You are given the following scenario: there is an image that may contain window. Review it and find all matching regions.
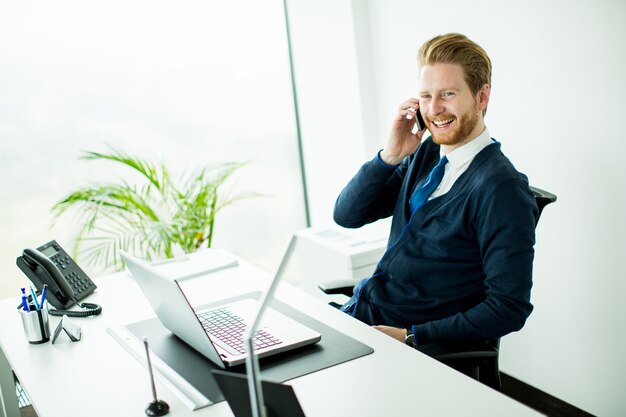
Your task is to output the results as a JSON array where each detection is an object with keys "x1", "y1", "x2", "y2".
[{"x1": 0, "y1": 0, "x2": 306, "y2": 293}]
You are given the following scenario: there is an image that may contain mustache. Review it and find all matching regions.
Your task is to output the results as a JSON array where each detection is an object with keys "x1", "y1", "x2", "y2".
[{"x1": 425, "y1": 114, "x2": 456, "y2": 122}]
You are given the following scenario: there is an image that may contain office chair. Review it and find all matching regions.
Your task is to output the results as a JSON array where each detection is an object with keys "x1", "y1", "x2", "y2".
[{"x1": 319, "y1": 186, "x2": 557, "y2": 390}]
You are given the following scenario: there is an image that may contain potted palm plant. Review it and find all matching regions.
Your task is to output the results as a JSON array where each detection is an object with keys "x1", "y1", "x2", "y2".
[{"x1": 51, "y1": 148, "x2": 253, "y2": 271}]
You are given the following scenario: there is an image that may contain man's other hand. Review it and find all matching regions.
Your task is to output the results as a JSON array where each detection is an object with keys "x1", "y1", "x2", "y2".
[{"x1": 373, "y1": 325, "x2": 407, "y2": 343}]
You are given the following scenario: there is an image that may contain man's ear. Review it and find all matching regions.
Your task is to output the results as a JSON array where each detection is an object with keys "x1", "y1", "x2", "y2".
[{"x1": 478, "y1": 84, "x2": 490, "y2": 112}]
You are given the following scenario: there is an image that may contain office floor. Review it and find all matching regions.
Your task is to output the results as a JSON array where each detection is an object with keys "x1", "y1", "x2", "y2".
[
  {"x1": 500, "y1": 373, "x2": 595, "y2": 417},
  {"x1": 15, "y1": 379, "x2": 37, "y2": 417},
  {"x1": 19, "y1": 407, "x2": 36, "y2": 417}
]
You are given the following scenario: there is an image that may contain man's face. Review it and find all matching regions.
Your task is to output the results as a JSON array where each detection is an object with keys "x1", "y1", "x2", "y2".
[{"x1": 418, "y1": 63, "x2": 488, "y2": 150}]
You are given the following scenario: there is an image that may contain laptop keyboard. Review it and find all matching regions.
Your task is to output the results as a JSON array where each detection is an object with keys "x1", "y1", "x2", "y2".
[{"x1": 198, "y1": 307, "x2": 283, "y2": 354}]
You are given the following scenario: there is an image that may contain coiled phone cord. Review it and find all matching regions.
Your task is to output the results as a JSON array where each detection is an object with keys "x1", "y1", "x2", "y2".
[{"x1": 49, "y1": 302, "x2": 102, "y2": 318}]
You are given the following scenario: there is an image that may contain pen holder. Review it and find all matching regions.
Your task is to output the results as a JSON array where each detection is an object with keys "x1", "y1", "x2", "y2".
[{"x1": 19, "y1": 307, "x2": 50, "y2": 344}]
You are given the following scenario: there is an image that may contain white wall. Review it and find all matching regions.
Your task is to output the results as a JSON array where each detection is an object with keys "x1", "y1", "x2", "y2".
[{"x1": 293, "y1": 0, "x2": 625, "y2": 415}]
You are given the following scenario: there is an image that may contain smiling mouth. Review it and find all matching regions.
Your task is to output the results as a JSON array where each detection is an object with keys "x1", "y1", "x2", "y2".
[{"x1": 432, "y1": 118, "x2": 454, "y2": 128}]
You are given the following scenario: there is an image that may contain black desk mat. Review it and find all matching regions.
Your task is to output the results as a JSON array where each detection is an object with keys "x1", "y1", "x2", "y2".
[{"x1": 125, "y1": 292, "x2": 373, "y2": 404}]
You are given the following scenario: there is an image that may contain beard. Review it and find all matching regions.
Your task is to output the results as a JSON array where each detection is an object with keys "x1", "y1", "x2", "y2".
[{"x1": 428, "y1": 106, "x2": 481, "y2": 147}]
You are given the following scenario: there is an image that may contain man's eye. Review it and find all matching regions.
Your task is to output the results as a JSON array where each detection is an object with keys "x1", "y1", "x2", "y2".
[{"x1": 442, "y1": 92, "x2": 455, "y2": 99}]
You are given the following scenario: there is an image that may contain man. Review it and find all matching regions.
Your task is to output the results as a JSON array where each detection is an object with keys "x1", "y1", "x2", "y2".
[{"x1": 334, "y1": 33, "x2": 538, "y2": 347}]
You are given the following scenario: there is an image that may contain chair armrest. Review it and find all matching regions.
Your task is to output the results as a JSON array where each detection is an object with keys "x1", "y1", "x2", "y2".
[{"x1": 317, "y1": 279, "x2": 356, "y2": 296}]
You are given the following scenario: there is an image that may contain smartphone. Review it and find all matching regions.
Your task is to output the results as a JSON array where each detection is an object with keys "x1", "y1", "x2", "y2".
[{"x1": 415, "y1": 110, "x2": 426, "y2": 131}]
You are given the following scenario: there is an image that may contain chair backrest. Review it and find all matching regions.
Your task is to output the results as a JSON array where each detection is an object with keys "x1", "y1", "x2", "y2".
[{"x1": 530, "y1": 186, "x2": 557, "y2": 222}]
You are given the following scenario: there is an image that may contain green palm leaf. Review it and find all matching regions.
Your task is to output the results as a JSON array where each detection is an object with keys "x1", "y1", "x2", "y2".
[{"x1": 51, "y1": 149, "x2": 254, "y2": 272}]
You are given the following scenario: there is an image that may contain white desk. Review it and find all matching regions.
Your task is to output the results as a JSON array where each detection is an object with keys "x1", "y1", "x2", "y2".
[{"x1": 0, "y1": 258, "x2": 541, "y2": 417}]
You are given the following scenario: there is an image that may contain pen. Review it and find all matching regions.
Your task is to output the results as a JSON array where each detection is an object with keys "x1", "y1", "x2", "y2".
[
  {"x1": 29, "y1": 287, "x2": 40, "y2": 311},
  {"x1": 40, "y1": 284, "x2": 48, "y2": 310},
  {"x1": 20, "y1": 288, "x2": 30, "y2": 312}
]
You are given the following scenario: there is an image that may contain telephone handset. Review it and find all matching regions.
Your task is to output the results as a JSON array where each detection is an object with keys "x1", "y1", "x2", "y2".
[{"x1": 16, "y1": 240, "x2": 101, "y2": 317}]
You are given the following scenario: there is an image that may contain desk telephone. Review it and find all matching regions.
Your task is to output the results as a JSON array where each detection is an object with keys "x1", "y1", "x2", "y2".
[{"x1": 16, "y1": 240, "x2": 102, "y2": 317}]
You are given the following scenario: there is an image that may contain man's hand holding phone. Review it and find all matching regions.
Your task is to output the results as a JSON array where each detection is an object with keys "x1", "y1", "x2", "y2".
[{"x1": 380, "y1": 98, "x2": 427, "y2": 166}]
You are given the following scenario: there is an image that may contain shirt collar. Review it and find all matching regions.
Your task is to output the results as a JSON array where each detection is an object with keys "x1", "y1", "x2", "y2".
[{"x1": 440, "y1": 127, "x2": 493, "y2": 167}]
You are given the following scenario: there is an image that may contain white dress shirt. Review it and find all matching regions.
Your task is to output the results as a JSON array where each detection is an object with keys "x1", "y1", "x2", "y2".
[{"x1": 429, "y1": 128, "x2": 494, "y2": 200}]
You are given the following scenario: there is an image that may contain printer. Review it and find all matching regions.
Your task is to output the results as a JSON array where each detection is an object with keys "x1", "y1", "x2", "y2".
[{"x1": 293, "y1": 223, "x2": 389, "y2": 297}]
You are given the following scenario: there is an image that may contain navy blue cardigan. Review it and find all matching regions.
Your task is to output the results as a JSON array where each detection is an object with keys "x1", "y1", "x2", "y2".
[{"x1": 334, "y1": 138, "x2": 538, "y2": 344}]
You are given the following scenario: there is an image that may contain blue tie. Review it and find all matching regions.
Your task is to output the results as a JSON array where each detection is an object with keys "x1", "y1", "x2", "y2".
[{"x1": 409, "y1": 156, "x2": 448, "y2": 214}]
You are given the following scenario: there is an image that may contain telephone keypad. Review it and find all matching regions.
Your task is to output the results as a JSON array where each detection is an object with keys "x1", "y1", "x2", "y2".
[{"x1": 39, "y1": 241, "x2": 97, "y2": 299}]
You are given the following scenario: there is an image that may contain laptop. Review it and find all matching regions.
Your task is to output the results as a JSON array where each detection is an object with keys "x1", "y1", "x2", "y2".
[{"x1": 121, "y1": 248, "x2": 321, "y2": 368}]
